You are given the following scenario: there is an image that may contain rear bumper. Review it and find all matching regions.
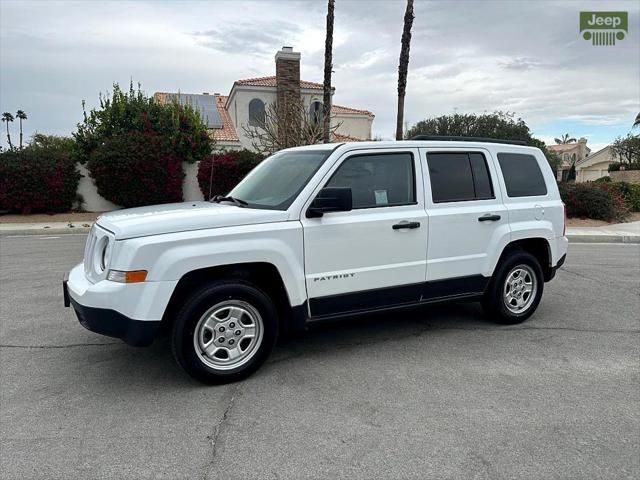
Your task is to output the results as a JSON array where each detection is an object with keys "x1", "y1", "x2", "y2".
[{"x1": 546, "y1": 253, "x2": 567, "y2": 282}]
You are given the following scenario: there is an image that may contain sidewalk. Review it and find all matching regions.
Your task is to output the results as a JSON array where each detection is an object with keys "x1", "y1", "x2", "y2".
[
  {"x1": 566, "y1": 221, "x2": 640, "y2": 244},
  {"x1": 0, "y1": 221, "x2": 93, "y2": 235}
]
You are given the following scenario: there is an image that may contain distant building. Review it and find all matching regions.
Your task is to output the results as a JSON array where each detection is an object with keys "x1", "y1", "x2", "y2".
[
  {"x1": 547, "y1": 138, "x2": 591, "y2": 181},
  {"x1": 575, "y1": 145, "x2": 616, "y2": 182},
  {"x1": 547, "y1": 138, "x2": 619, "y2": 182},
  {"x1": 155, "y1": 47, "x2": 374, "y2": 152}
]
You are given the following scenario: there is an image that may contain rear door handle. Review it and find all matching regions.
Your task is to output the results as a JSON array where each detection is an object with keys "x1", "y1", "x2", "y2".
[
  {"x1": 478, "y1": 214, "x2": 501, "y2": 222},
  {"x1": 392, "y1": 221, "x2": 421, "y2": 230}
]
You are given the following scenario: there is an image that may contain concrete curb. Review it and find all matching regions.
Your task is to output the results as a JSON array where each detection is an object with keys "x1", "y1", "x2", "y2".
[
  {"x1": 0, "y1": 227, "x2": 91, "y2": 236},
  {"x1": 567, "y1": 234, "x2": 640, "y2": 244}
]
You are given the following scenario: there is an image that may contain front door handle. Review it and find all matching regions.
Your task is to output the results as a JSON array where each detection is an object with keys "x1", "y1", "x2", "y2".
[
  {"x1": 478, "y1": 214, "x2": 501, "y2": 222},
  {"x1": 392, "y1": 221, "x2": 421, "y2": 230}
]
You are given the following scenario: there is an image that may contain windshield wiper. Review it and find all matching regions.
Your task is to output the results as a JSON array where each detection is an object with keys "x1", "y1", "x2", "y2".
[{"x1": 211, "y1": 195, "x2": 248, "y2": 207}]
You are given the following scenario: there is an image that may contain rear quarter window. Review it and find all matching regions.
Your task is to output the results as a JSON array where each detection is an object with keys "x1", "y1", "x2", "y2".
[{"x1": 497, "y1": 153, "x2": 547, "y2": 197}]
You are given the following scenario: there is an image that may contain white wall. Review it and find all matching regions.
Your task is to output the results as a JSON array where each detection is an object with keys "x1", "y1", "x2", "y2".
[
  {"x1": 79, "y1": 162, "x2": 206, "y2": 212},
  {"x1": 77, "y1": 164, "x2": 119, "y2": 212},
  {"x1": 333, "y1": 114, "x2": 373, "y2": 140}
]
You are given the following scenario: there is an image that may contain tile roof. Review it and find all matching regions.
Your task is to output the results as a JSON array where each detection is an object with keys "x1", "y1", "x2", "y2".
[
  {"x1": 333, "y1": 132, "x2": 367, "y2": 142},
  {"x1": 211, "y1": 95, "x2": 239, "y2": 142},
  {"x1": 234, "y1": 76, "x2": 325, "y2": 90},
  {"x1": 547, "y1": 143, "x2": 580, "y2": 152},
  {"x1": 154, "y1": 92, "x2": 240, "y2": 143},
  {"x1": 332, "y1": 104, "x2": 374, "y2": 117}
]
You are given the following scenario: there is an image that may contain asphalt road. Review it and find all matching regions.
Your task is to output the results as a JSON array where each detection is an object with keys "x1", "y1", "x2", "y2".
[{"x1": 1, "y1": 235, "x2": 639, "y2": 480}]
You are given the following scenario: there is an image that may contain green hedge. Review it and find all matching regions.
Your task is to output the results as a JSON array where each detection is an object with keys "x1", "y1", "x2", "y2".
[
  {"x1": 0, "y1": 138, "x2": 81, "y2": 214},
  {"x1": 607, "y1": 181, "x2": 640, "y2": 211},
  {"x1": 559, "y1": 182, "x2": 629, "y2": 222}
]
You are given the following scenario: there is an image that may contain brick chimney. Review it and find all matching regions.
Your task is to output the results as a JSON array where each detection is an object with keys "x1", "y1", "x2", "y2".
[{"x1": 275, "y1": 46, "x2": 301, "y2": 108}]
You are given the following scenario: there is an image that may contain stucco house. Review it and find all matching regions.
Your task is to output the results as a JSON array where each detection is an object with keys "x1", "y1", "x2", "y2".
[
  {"x1": 575, "y1": 145, "x2": 616, "y2": 182},
  {"x1": 547, "y1": 139, "x2": 619, "y2": 182},
  {"x1": 547, "y1": 138, "x2": 591, "y2": 181},
  {"x1": 155, "y1": 47, "x2": 374, "y2": 152}
]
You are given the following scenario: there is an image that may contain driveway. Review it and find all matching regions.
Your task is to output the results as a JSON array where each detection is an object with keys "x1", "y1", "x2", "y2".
[{"x1": 1, "y1": 235, "x2": 638, "y2": 479}]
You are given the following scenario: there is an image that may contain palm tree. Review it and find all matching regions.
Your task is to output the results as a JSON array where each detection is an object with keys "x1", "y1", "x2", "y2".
[
  {"x1": 395, "y1": 0, "x2": 414, "y2": 140},
  {"x1": 16, "y1": 110, "x2": 27, "y2": 149},
  {"x1": 2, "y1": 112, "x2": 14, "y2": 150},
  {"x1": 322, "y1": 0, "x2": 335, "y2": 143},
  {"x1": 633, "y1": 112, "x2": 640, "y2": 129},
  {"x1": 554, "y1": 133, "x2": 577, "y2": 144}
]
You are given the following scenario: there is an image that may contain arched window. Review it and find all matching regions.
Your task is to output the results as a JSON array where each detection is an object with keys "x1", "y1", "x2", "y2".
[
  {"x1": 248, "y1": 98, "x2": 265, "y2": 127},
  {"x1": 309, "y1": 101, "x2": 323, "y2": 125}
]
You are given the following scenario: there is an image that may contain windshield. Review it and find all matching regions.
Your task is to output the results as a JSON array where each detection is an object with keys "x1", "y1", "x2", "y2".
[{"x1": 229, "y1": 149, "x2": 333, "y2": 210}]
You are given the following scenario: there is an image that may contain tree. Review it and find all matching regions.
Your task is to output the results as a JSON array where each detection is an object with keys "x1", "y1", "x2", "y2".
[
  {"x1": 322, "y1": 0, "x2": 335, "y2": 143},
  {"x1": 74, "y1": 81, "x2": 212, "y2": 206},
  {"x1": 15, "y1": 110, "x2": 27, "y2": 149},
  {"x1": 405, "y1": 111, "x2": 561, "y2": 171},
  {"x1": 610, "y1": 134, "x2": 640, "y2": 164},
  {"x1": 396, "y1": 0, "x2": 414, "y2": 140},
  {"x1": 242, "y1": 100, "x2": 341, "y2": 156},
  {"x1": 554, "y1": 133, "x2": 576, "y2": 144},
  {"x1": 2, "y1": 112, "x2": 14, "y2": 150}
]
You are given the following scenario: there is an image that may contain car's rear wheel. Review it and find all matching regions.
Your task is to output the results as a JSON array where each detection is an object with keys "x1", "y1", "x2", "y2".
[
  {"x1": 482, "y1": 250, "x2": 544, "y2": 324},
  {"x1": 172, "y1": 280, "x2": 278, "y2": 384}
]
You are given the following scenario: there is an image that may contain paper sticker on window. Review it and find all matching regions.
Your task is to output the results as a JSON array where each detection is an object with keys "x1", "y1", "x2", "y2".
[{"x1": 374, "y1": 190, "x2": 388, "y2": 205}]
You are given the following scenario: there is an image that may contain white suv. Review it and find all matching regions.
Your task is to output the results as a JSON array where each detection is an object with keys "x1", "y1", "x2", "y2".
[{"x1": 64, "y1": 138, "x2": 568, "y2": 384}]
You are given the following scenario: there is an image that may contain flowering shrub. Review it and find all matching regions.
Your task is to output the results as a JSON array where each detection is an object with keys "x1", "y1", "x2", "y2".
[
  {"x1": 88, "y1": 132, "x2": 183, "y2": 207},
  {"x1": 0, "y1": 136, "x2": 80, "y2": 214},
  {"x1": 75, "y1": 82, "x2": 212, "y2": 206},
  {"x1": 606, "y1": 181, "x2": 640, "y2": 211},
  {"x1": 559, "y1": 182, "x2": 628, "y2": 222},
  {"x1": 197, "y1": 149, "x2": 264, "y2": 200}
]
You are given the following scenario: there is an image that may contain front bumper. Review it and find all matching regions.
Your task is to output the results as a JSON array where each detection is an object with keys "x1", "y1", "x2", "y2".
[
  {"x1": 63, "y1": 263, "x2": 175, "y2": 346},
  {"x1": 65, "y1": 285, "x2": 159, "y2": 346}
]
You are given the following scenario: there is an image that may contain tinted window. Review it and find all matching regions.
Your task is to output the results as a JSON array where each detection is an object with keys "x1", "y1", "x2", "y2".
[
  {"x1": 326, "y1": 153, "x2": 415, "y2": 209},
  {"x1": 497, "y1": 153, "x2": 547, "y2": 197},
  {"x1": 469, "y1": 153, "x2": 493, "y2": 199},
  {"x1": 426, "y1": 152, "x2": 494, "y2": 203}
]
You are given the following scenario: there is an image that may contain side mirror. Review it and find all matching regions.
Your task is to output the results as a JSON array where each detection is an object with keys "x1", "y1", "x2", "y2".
[{"x1": 306, "y1": 187, "x2": 352, "y2": 218}]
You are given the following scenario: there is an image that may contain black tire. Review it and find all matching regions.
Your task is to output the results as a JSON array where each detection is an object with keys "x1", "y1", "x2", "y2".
[
  {"x1": 171, "y1": 280, "x2": 279, "y2": 384},
  {"x1": 482, "y1": 249, "x2": 544, "y2": 325}
]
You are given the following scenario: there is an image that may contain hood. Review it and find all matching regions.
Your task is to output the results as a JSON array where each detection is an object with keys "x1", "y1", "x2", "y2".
[{"x1": 96, "y1": 202, "x2": 289, "y2": 240}]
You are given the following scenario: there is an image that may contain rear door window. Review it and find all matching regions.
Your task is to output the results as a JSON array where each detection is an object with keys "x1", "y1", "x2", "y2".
[
  {"x1": 426, "y1": 152, "x2": 494, "y2": 203},
  {"x1": 497, "y1": 153, "x2": 547, "y2": 197}
]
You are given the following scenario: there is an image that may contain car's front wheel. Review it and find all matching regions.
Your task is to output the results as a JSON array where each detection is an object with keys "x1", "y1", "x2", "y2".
[
  {"x1": 171, "y1": 280, "x2": 278, "y2": 384},
  {"x1": 482, "y1": 250, "x2": 544, "y2": 324}
]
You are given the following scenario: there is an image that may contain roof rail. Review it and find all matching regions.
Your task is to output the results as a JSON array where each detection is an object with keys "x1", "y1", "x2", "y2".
[{"x1": 410, "y1": 135, "x2": 528, "y2": 146}]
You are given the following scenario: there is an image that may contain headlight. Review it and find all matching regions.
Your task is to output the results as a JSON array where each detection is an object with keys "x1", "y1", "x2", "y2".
[{"x1": 94, "y1": 237, "x2": 110, "y2": 273}]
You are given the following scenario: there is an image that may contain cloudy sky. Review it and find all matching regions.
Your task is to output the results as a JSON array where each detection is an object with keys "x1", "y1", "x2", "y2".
[{"x1": 1, "y1": 0, "x2": 638, "y2": 151}]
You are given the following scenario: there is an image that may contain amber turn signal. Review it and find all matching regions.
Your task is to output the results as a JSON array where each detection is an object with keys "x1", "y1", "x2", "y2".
[{"x1": 107, "y1": 270, "x2": 148, "y2": 283}]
